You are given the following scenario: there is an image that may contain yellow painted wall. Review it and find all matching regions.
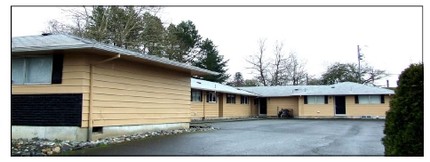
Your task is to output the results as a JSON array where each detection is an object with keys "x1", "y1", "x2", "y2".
[
  {"x1": 13, "y1": 52, "x2": 193, "y2": 127},
  {"x1": 298, "y1": 96, "x2": 335, "y2": 117},
  {"x1": 190, "y1": 92, "x2": 256, "y2": 118},
  {"x1": 221, "y1": 94, "x2": 253, "y2": 118},
  {"x1": 190, "y1": 90, "x2": 203, "y2": 119},
  {"x1": 12, "y1": 53, "x2": 91, "y2": 127},
  {"x1": 266, "y1": 97, "x2": 299, "y2": 117},
  {"x1": 250, "y1": 97, "x2": 258, "y2": 116},
  {"x1": 218, "y1": 93, "x2": 224, "y2": 117},
  {"x1": 190, "y1": 91, "x2": 219, "y2": 119},
  {"x1": 346, "y1": 95, "x2": 391, "y2": 116},
  {"x1": 89, "y1": 55, "x2": 191, "y2": 127}
]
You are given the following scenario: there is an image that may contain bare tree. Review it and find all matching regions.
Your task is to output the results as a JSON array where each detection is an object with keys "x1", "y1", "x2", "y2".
[
  {"x1": 286, "y1": 52, "x2": 308, "y2": 85},
  {"x1": 247, "y1": 39, "x2": 309, "y2": 86},
  {"x1": 360, "y1": 64, "x2": 388, "y2": 85},
  {"x1": 246, "y1": 39, "x2": 270, "y2": 86},
  {"x1": 44, "y1": 19, "x2": 69, "y2": 34},
  {"x1": 269, "y1": 41, "x2": 288, "y2": 86}
]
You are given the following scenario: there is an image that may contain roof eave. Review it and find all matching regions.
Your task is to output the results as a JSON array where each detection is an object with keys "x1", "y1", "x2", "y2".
[
  {"x1": 12, "y1": 43, "x2": 218, "y2": 76},
  {"x1": 11, "y1": 44, "x2": 94, "y2": 53},
  {"x1": 191, "y1": 87, "x2": 257, "y2": 96}
]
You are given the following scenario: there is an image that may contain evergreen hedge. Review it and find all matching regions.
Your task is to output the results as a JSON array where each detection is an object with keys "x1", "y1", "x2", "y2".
[{"x1": 382, "y1": 63, "x2": 423, "y2": 156}]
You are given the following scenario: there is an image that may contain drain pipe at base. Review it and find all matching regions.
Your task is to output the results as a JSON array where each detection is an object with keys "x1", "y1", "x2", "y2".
[{"x1": 88, "y1": 54, "x2": 121, "y2": 141}]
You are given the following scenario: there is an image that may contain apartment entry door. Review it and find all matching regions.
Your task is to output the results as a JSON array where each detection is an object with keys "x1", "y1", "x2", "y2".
[
  {"x1": 259, "y1": 98, "x2": 267, "y2": 116},
  {"x1": 335, "y1": 96, "x2": 346, "y2": 115}
]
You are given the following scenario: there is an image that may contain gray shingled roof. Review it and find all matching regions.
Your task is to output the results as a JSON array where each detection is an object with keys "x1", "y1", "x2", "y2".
[
  {"x1": 239, "y1": 82, "x2": 394, "y2": 97},
  {"x1": 191, "y1": 78, "x2": 258, "y2": 96},
  {"x1": 12, "y1": 34, "x2": 218, "y2": 76}
]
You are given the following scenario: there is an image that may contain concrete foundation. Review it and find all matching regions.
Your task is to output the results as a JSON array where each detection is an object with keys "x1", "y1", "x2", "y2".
[
  {"x1": 12, "y1": 126, "x2": 88, "y2": 141},
  {"x1": 12, "y1": 122, "x2": 190, "y2": 141}
]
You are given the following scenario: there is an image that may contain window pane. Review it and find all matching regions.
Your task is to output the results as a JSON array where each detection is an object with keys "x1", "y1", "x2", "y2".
[
  {"x1": 308, "y1": 96, "x2": 324, "y2": 104},
  {"x1": 240, "y1": 96, "x2": 248, "y2": 104},
  {"x1": 212, "y1": 93, "x2": 217, "y2": 102},
  {"x1": 227, "y1": 94, "x2": 236, "y2": 104},
  {"x1": 370, "y1": 96, "x2": 381, "y2": 104},
  {"x1": 316, "y1": 96, "x2": 325, "y2": 103},
  {"x1": 26, "y1": 57, "x2": 52, "y2": 84},
  {"x1": 358, "y1": 96, "x2": 369, "y2": 104},
  {"x1": 207, "y1": 92, "x2": 216, "y2": 102},
  {"x1": 191, "y1": 91, "x2": 201, "y2": 102},
  {"x1": 12, "y1": 58, "x2": 25, "y2": 84},
  {"x1": 307, "y1": 96, "x2": 315, "y2": 104}
]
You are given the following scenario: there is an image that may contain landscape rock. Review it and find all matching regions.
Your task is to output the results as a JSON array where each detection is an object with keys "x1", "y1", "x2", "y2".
[
  {"x1": 53, "y1": 147, "x2": 61, "y2": 153},
  {"x1": 11, "y1": 125, "x2": 218, "y2": 156}
]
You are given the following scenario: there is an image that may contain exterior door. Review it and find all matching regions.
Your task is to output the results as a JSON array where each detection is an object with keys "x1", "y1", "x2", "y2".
[
  {"x1": 259, "y1": 98, "x2": 267, "y2": 115},
  {"x1": 335, "y1": 96, "x2": 346, "y2": 115}
]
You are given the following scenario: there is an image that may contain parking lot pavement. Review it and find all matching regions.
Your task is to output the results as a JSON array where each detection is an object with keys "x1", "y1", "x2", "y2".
[{"x1": 67, "y1": 119, "x2": 385, "y2": 156}]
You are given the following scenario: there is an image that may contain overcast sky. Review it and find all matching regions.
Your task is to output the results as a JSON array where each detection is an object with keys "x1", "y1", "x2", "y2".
[{"x1": 11, "y1": 6, "x2": 422, "y2": 87}]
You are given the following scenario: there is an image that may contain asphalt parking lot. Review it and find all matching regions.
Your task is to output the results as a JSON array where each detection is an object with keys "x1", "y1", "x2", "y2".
[{"x1": 67, "y1": 119, "x2": 386, "y2": 156}]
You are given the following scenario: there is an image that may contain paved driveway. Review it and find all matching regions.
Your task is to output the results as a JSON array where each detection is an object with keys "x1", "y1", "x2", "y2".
[{"x1": 67, "y1": 119, "x2": 385, "y2": 156}]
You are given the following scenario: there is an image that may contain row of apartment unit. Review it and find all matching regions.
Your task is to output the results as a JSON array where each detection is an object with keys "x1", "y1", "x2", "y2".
[
  {"x1": 11, "y1": 34, "x2": 394, "y2": 141},
  {"x1": 190, "y1": 78, "x2": 393, "y2": 120}
]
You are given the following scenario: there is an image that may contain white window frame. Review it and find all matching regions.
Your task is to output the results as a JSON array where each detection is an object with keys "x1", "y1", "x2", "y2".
[
  {"x1": 358, "y1": 95, "x2": 381, "y2": 104},
  {"x1": 240, "y1": 96, "x2": 249, "y2": 104},
  {"x1": 12, "y1": 55, "x2": 53, "y2": 85},
  {"x1": 206, "y1": 92, "x2": 217, "y2": 103},
  {"x1": 227, "y1": 94, "x2": 236, "y2": 104},
  {"x1": 191, "y1": 90, "x2": 202, "y2": 102},
  {"x1": 307, "y1": 96, "x2": 325, "y2": 104}
]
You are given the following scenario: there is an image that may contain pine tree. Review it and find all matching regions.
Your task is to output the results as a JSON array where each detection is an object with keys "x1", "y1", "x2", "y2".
[
  {"x1": 140, "y1": 12, "x2": 165, "y2": 57},
  {"x1": 227, "y1": 72, "x2": 245, "y2": 86},
  {"x1": 193, "y1": 38, "x2": 230, "y2": 83},
  {"x1": 382, "y1": 63, "x2": 423, "y2": 156},
  {"x1": 163, "y1": 21, "x2": 201, "y2": 63}
]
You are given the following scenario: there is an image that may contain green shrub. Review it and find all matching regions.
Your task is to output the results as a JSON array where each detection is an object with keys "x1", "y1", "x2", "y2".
[{"x1": 382, "y1": 63, "x2": 423, "y2": 156}]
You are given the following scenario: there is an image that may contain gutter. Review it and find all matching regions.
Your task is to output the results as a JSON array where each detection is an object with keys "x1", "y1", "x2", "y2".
[{"x1": 88, "y1": 54, "x2": 121, "y2": 141}]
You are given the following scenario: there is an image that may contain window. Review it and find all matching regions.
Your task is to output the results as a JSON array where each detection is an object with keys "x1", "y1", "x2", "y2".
[
  {"x1": 12, "y1": 56, "x2": 53, "y2": 84},
  {"x1": 357, "y1": 95, "x2": 382, "y2": 104},
  {"x1": 254, "y1": 98, "x2": 259, "y2": 105},
  {"x1": 227, "y1": 94, "x2": 236, "y2": 104},
  {"x1": 240, "y1": 96, "x2": 249, "y2": 104},
  {"x1": 305, "y1": 96, "x2": 327, "y2": 104},
  {"x1": 206, "y1": 92, "x2": 217, "y2": 103},
  {"x1": 191, "y1": 90, "x2": 202, "y2": 102}
]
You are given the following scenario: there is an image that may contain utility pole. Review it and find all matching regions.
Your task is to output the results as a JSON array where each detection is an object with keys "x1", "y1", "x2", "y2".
[{"x1": 357, "y1": 45, "x2": 364, "y2": 83}]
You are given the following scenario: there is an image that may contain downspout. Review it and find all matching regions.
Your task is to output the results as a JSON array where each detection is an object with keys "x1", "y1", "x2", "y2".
[{"x1": 88, "y1": 54, "x2": 121, "y2": 141}]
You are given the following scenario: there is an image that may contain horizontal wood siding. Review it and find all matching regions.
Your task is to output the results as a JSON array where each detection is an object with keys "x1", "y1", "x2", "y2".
[
  {"x1": 190, "y1": 91, "x2": 219, "y2": 119},
  {"x1": 299, "y1": 96, "x2": 334, "y2": 116},
  {"x1": 91, "y1": 56, "x2": 191, "y2": 127},
  {"x1": 222, "y1": 94, "x2": 252, "y2": 118},
  {"x1": 250, "y1": 97, "x2": 258, "y2": 116},
  {"x1": 12, "y1": 53, "x2": 90, "y2": 127},
  {"x1": 346, "y1": 95, "x2": 391, "y2": 116},
  {"x1": 190, "y1": 101, "x2": 203, "y2": 118},
  {"x1": 267, "y1": 97, "x2": 299, "y2": 117}
]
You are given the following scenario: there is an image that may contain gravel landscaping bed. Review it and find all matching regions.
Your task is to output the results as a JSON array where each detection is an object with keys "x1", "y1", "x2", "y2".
[{"x1": 11, "y1": 124, "x2": 217, "y2": 156}]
